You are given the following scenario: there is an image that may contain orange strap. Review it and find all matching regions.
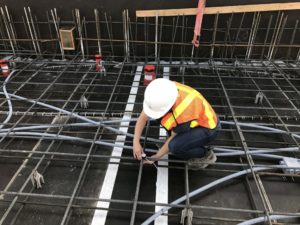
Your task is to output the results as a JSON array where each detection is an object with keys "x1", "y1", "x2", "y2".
[{"x1": 192, "y1": 0, "x2": 205, "y2": 48}]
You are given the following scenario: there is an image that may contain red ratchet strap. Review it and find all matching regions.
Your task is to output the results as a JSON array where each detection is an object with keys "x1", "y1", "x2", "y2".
[{"x1": 192, "y1": 0, "x2": 205, "y2": 48}]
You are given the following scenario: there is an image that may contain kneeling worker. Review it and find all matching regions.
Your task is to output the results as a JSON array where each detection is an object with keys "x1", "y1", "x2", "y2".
[{"x1": 133, "y1": 78, "x2": 220, "y2": 169}]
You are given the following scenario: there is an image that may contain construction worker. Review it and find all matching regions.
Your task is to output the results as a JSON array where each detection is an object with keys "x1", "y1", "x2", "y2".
[{"x1": 133, "y1": 78, "x2": 220, "y2": 169}]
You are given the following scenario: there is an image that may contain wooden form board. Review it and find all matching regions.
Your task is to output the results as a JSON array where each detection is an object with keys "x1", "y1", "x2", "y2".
[{"x1": 136, "y1": 2, "x2": 300, "y2": 17}]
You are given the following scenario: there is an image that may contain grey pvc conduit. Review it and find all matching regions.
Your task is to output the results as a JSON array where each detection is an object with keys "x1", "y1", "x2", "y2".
[
  {"x1": 0, "y1": 120, "x2": 139, "y2": 133},
  {"x1": 217, "y1": 151, "x2": 284, "y2": 160},
  {"x1": 0, "y1": 118, "x2": 143, "y2": 135},
  {"x1": 0, "y1": 92, "x2": 163, "y2": 143},
  {"x1": 0, "y1": 70, "x2": 16, "y2": 130},
  {"x1": 237, "y1": 215, "x2": 299, "y2": 225},
  {"x1": 0, "y1": 91, "x2": 299, "y2": 162},
  {"x1": 0, "y1": 121, "x2": 298, "y2": 159},
  {"x1": 1, "y1": 92, "x2": 300, "y2": 142},
  {"x1": 0, "y1": 91, "x2": 298, "y2": 159},
  {"x1": 215, "y1": 147, "x2": 300, "y2": 159},
  {"x1": 0, "y1": 131, "x2": 158, "y2": 153},
  {"x1": 141, "y1": 167, "x2": 272, "y2": 225},
  {"x1": 221, "y1": 121, "x2": 300, "y2": 140},
  {"x1": 1, "y1": 130, "x2": 294, "y2": 160}
]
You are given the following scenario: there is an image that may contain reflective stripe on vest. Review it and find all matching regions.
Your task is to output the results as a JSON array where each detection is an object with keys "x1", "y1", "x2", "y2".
[{"x1": 161, "y1": 82, "x2": 217, "y2": 130}]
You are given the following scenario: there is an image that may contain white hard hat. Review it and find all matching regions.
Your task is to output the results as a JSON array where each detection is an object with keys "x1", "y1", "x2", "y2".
[{"x1": 143, "y1": 78, "x2": 178, "y2": 119}]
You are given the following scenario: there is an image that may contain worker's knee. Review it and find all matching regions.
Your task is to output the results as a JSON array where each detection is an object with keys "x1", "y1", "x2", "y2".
[{"x1": 168, "y1": 138, "x2": 184, "y2": 156}]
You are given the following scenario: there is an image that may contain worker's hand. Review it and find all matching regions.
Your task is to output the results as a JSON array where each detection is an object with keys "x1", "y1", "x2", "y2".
[
  {"x1": 143, "y1": 154, "x2": 158, "y2": 165},
  {"x1": 133, "y1": 141, "x2": 143, "y2": 160},
  {"x1": 143, "y1": 159, "x2": 154, "y2": 165}
]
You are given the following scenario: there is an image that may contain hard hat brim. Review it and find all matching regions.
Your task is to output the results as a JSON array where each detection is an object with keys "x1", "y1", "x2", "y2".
[{"x1": 143, "y1": 81, "x2": 178, "y2": 119}]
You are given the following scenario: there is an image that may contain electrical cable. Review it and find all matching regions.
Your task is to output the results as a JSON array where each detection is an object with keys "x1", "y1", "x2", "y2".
[
  {"x1": 237, "y1": 215, "x2": 299, "y2": 225},
  {"x1": 0, "y1": 91, "x2": 163, "y2": 143},
  {"x1": 142, "y1": 167, "x2": 274, "y2": 225},
  {"x1": 0, "y1": 70, "x2": 16, "y2": 130}
]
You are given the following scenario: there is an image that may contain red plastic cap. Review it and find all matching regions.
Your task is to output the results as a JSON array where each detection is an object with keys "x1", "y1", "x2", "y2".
[
  {"x1": 95, "y1": 54, "x2": 102, "y2": 58},
  {"x1": 144, "y1": 65, "x2": 155, "y2": 72},
  {"x1": 0, "y1": 59, "x2": 8, "y2": 63}
]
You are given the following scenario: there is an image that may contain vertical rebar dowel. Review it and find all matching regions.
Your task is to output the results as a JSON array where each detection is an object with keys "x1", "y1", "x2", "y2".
[
  {"x1": 247, "y1": 13, "x2": 261, "y2": 60},
  {"x1": 181, "y1": 15, "x2": 185, "y2": 60},
  {"x1": 24, "y1": 7, "x2": 37, "y2": 54},
  {"x1": 246, "y1": 12, "x2": 257, "y2": 60},
  {"x1": 128, "y1": 14, "x2": 135, "y2": 61},
  {"x1": 75, "y1": 9, "x2": 85, "y2": 59},
  {"x1": 155, "y1": 12, "x2": 158, "y2": 62},
  {"x1": 21, "y1": 16, "x2": 31, "y2": 50},
  {"x1": 83, "y1": 17, "x2": 89, "y2": 58},
  {"x1": 46, "y1": 11, "x2": 55, "y2": 51},
  {"x1": 28, "y1": 7, "x2": 41, "y2": 55},
  {"x1": 94, "y1": 9, "x2": 101, "y2": 55},
  {"x1": 169, "y1": 15, "x2": 179, "y2": 62},
  {"x1": 34, "y1": 15, "x2": 42, "y2": 43},
  {"x1": 144, "y1": 17, "x2": 148, "y2": 62},
  {"x1": 268, "y1": 13, "x2": 284, "y2": 60},
  {"x1": 190, "y1": 45, "x2": 195, "y2": 61},
  {"x1": 223, "y1": 13, "x2": 233, "y2": 59},
  {"x1": 170, "y1": 17, "x2": 175, "y2": 61},
  {"x1": 296, "y1": 48, "x2": 300, "y2": 63},
  {"x1": 4, "y1": 6, "x2": 17, "y2": 46},
  {"x1": 125, "y1": 10, "x2": 128, "y2": 61},
  {"x1": 126, "y1": 9, "x2": 130, "y2": 61},
  {"x1": 183, "y1": 17, "x2": 188, "y2": 60},
  {"x1": 1, "y1": 7, "x2": 15, "y2": 56},
  {"x1": 34, "y1": 15, "x2": 43, "y2": 55},
  {"x1": 260, "y1": 15, "x2": 273, "y2": 59},
  {"x1": 267, "y1": 11, "x2": 281, "y2": 58},
  {"x1": 286, "y1": 20, "x2": 298, "y2": 60},
  {"x1": 231, "y1": 13, "x2": 245, "y2": 59},
  {"x1": 109, "y1": 15, "x2": 115, "y2": 59},
  {"x1": 157, "y1": 17, "x2": 163, "y2": 62},
  {"x1": 134, "y1": 17, "x2": 138, "y2": 61},
  {"x1": 0, "y1": 15, "x2": 8, "y2": 50},
  {"x1": 54, "y1": 8, "x2": 58, "y2": 22},
  {"x1": 267, "y1": 12, "x2": 283, "y2": 60},
  {"x1": 50, "y1": 9, "x2": 65, "y2": 59},
  {"x1": 272, "y1": 15, "x2": 288, "y2": 59},
  {"x1": 122, "y1": 10, "x2": 127, "y2": 60},
  {"x1": 104, "y1": 12, "x2": 114, "y2": 59},
  {"x1": 122, "y1": 10, "x2": 130, "y2": 61},
  {"x1": 9, "y1": 15, "x2": 18, "y2": 51},
  {"x1": 210, "y1": 13, "x2": 218, "y2": 59},
  {"x1": 190, "y1": 12, "x2": 195, "y2": 61}
]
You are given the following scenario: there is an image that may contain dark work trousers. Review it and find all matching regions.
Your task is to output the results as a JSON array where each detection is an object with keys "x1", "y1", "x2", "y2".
[{"x1": 168, "y1": 122, "x2": 220, "y2": 160}]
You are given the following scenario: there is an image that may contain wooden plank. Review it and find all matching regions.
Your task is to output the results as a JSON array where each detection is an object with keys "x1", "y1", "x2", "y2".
[{"x1": 136, "y1": 2, "x2": 300, "y2": 17}]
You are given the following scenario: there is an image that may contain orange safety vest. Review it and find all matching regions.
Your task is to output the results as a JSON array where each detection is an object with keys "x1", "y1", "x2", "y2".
[{"x1": 161, "y1": 82, "x2": 218, "y2": 131}]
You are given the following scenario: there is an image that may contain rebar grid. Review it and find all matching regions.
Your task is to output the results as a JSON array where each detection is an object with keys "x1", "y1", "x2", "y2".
[
  {"x1": 0, "y1": 5, "x2": 299, "y2": 225},
  {"x1": 0, "y1": 56, "x2": 299, "y2": 225}
]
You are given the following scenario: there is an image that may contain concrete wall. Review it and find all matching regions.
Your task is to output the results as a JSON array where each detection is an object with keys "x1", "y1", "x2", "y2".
[
  {"x1": 1, "y1": 0, "x2": 299, "y2": 20},
  {"x1": 0, "y1": 0, "x2": 299, "y2": 59}
]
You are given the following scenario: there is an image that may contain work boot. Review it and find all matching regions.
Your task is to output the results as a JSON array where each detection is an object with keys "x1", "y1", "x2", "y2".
[{"x1": 188, "y1": 149, "x2": 217, "y2": 170}]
